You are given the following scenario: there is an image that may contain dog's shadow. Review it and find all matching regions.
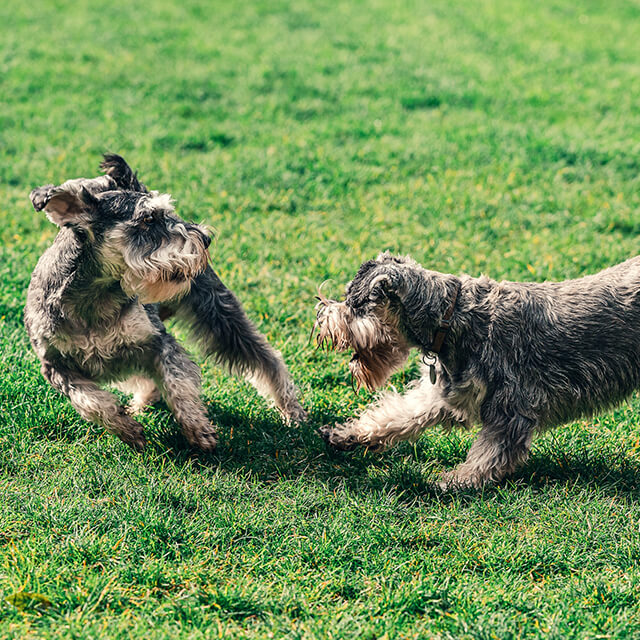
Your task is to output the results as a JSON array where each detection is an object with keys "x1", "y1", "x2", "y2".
[
  {"x1": 28, "y1": 389, "x2": 640, "y2": 502},
  {"x1": 139, "y1": 402, "x2": 640, "y2": 503}
]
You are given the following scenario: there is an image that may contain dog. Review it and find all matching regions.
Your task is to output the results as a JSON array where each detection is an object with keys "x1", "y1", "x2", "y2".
[
  {"x1": 25, "y1": 154, "x2": 306, "y2": 451},
  {"x1": 315, "y1": 252, "x2": 640, "y2": 488}
]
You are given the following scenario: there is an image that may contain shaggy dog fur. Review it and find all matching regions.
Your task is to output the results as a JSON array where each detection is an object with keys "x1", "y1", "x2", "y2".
[
  {"x1": 25, "y1": 155, "x2": 305, "y2": 450},
  {"x1": 315, "y1": 252, "x2": 640, "y2": 488}
]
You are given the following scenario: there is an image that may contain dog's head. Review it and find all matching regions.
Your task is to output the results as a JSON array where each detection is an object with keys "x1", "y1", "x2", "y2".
[
  {"x1": 315, "y1": 254, "x2": 416, "y2": 391},
  {"x1": 30, "y1": 155, "x2": 211, "y2": 303}
]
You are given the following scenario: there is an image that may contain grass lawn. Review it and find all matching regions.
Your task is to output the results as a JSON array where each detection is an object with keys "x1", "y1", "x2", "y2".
[{"x1": 2, "y1": 0, "x2": 640, "y2": 637}]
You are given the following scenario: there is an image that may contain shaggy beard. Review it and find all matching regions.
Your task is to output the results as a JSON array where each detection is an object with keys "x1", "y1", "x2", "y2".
[
  {"x1": 315, "y1": 294, "x2": 410, "y2": 391},
  {"x1": 121, "y1": 271, "x2": 194, "y2": 304},
  {"x1": 348, "y1": 342, "x2": 410, "y2": 391},
  {"x1": 106, "y1": 232, "x2": 210, "y2": 304}
]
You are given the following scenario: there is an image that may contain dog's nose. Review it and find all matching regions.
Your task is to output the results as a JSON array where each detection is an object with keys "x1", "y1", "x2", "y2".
[{"x1": 201, "y1": 232, "x2": 211, "y2": 249}]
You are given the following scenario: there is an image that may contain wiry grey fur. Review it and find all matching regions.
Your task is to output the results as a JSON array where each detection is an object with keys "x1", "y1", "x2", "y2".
[
  {"x1": 25, "y1": 155, "x2": 305, "y2": 451},
  {"x1": 315, "y1": 252, "x2": 640, "y2": 488}
]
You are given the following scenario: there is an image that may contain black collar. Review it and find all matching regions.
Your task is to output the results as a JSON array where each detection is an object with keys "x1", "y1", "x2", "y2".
[{"x1": 399, "y1": 280, "x2": 461, "y2": 358}]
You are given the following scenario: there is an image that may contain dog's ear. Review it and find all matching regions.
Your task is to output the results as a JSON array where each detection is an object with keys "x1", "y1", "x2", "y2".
[
  {"x1": 368, "y1": 273, "x2": 392, "y2": 296},
  {"x1": 100, "y1": 154, "x2": 148, "y2": 193},
  {"x1": 29, "y1": 184, "x2": 56, "y2": 213},
  {"x1": 347, "y1": 263, "x2": 399, "y2": 309},
  {"x1": 364, "y1": 266, "x2": 409, "y2": 309},
  {"x1": 367, "y1": 272, "x2": 399, "y2": 304},
  {"x1": 30, "y1": 184, "x2": 98, "y2": 227}
]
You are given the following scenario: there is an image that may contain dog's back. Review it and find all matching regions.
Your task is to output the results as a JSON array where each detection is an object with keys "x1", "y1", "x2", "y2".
[{"x1": 469, "y1": 256, "x2": 640, "y2": 425}]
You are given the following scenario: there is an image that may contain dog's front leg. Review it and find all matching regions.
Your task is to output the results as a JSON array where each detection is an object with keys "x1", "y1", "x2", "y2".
[
  {"x1": 171, "y1": 267, "x2": 307, "y2": 424},
  {"x1": 152, "y1": 335, "x2": 218, "y2": 451},
  {"x1": 42, "y1": 362, "x2": 146, "y2": 450},
  {"x1": 320, "y1": 379, "x2": 464, "y2": 451}
]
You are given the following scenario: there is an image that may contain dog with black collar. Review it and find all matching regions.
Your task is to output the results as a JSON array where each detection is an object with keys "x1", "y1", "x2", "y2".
[{"x1": 315, "y1": 251, "x2": 640, "y2": 489}]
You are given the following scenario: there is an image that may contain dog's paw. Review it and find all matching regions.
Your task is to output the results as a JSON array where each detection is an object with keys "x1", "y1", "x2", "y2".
[
  {"x1": 120, "y1": 426, "x2": 147, "y2": 452},
  {"x1": 114, "y1": 412, "x2": 147, "y2": 451},
  {"x1": 187, "y1": 425, "x2": 218, "y2": 452},
  {"x1": 317, "y1": 424, "x2": 361, "y2": 451},
  {"x1": 126, "y1": 391, "x2": 161, "y2": 416},
  {"x1": 125, "y1": 400, "x2": 148, "y2": 416},
  {"x1": 437, "y1": 469, "x2": 485, "y2": 492},
  {"x1": 282, "y1": 403, "x2": 308, "y2": 425}
]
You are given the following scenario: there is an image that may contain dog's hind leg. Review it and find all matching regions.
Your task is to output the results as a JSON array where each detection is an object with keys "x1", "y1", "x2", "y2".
[
  {"x1": 167, "y1": 267, "x2": 306, "y2": 424},
  {"x1": 439, "y1": 412, "x2": 534, "y2": 490},
  {"x1": 115, "y1": 376, "x2": 161, "y2": 415},
  {"x1": 152, "y1": 335, "x2": 218, "y2": 452},
  {"x1": 319, "y1": 379, "x2": 467, "y2": 451},
  {"x1": 42, "y1": 362, "x2": 146, "y2": 450}
]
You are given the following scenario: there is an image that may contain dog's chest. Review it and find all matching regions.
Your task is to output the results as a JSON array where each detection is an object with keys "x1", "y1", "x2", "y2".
[{"x1": 51, "y1": 304, "x2": 158, "y2": 365}]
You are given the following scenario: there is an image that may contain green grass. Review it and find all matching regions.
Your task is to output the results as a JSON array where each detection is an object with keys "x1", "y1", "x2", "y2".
[{"x1": 1, "y1": 0, "x2": 640, "y2": 637}]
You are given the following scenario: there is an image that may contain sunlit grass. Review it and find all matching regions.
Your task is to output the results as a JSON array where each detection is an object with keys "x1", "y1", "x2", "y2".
[{"x1": 1, "y1": 0, "x2": 640, "y2": 637}]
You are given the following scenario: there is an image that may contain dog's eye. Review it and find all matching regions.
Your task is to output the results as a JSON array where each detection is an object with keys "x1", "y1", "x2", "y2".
[{"x1": 142, "y1": 214, "x2": 154, "y2": 224}]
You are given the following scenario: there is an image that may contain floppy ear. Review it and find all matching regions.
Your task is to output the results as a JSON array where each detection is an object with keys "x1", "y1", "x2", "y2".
[
  {"x1": 366, "y1": 265, "x2": 409, "y2": 306},
  {"x1": 30, "y1": 185, "x2": 97, "y2": 227},
  {"x1": 100, "y1": 153, "x2": 148, "y2": 193},
  {"x1": 29, "y1": 184, "x2": 56, "y2": 212},
  {"x1": 369, "y1": 273, "x2": 393, "y2": 293},
  {"x1": 367, "y1": 272, "x2": 396, "y2": 304}
]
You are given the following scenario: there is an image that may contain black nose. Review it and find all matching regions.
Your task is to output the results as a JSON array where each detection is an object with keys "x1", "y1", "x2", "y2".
[{"x1": 201, "y1": 232, "x2": 211, "y2": 249}]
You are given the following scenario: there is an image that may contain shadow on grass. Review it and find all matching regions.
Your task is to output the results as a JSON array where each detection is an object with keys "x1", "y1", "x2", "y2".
[
  {"x1": 141, "y1": 403, "x2": 640, "y2": 502},
  {"x1": 26, "y1": 397, "x2": 640, "y2": 502}
]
